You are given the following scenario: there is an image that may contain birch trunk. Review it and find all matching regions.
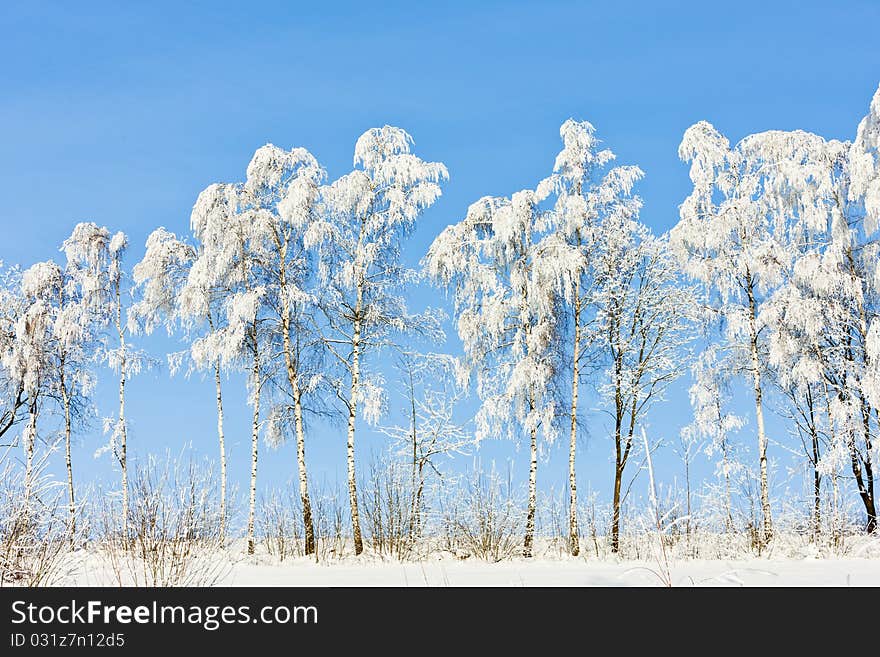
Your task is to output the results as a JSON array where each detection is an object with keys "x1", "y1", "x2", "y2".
[
  {"x1": 523, "y1": 417, "x2": 538, "y2": 558},
  {"x1": 812, "y1": 430, "x2": 821, "y2": 537},
  {"x1": 864, "y1": 431, "x2": 877, "y2": 533},
  {"x1": 407, "y1": 368, "x2": 418, "y2": 548},
  {"x1": 822, "y1": 377, "x2": 837, "y2": 538},
  {"x1": 22, "y1": 399, "x2": 37, "y2": 529},
  {"x1": 610, "y1": 333, "x2": 625, "y2": 553},
  {"x1": 805, "y1": 387, "x2": 821, "y2": 539},
  {"x1": 115, "y1": 275, "x2": 128, "y2": 543},
  {"x1": 746, "y1": 279, "x2": 772, "y2": 544},
  {"x1": 518, "y1": 257, "x2": 538, "y2": 558},
  {"x1": 214, "y1": 360, "x2": 227, "y2": 541},
  {"x1": 247, "y1": 325, "x2": 261, "y2": 556},
  {"x1": 61, "y1": 366, "x2": 75, "y2": 539},
  {"x1": 568, "y1": 279, "x2": 581, "y2": 557},
  {"x1": 684, "y1": 451, "x2": 692, "y2": 546},
  {"x1": 850, "y1": 248, "x2": 877, "y2": 533},
  {"x1": 58, "y1": 287, "x2": 76, "y2": 540},
  {"x1": 414, "y1": 462, "x2": 425, "y2": 542},
  {"x1": 277, "y1": 263, "x2": 316, "y2": 554},
  {"x1": 347, "y1": 282, "x2": 364, "y2": 556},
  {"x1": 611, "y1": 460, "x2": 623, "y2": 553},
  {"x1": 847, "y1": 405, "x2": 877, "y2": 533},
  {"x1": 293, "y1": 385, "x2": 316, "y2": 554}
]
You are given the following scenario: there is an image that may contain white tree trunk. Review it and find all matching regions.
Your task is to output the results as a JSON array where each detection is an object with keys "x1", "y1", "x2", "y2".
[
  {"x1": 22, "y1": 400, "x2": 37, "y2": 528},
  {"x1": 293, "y1": 385, "x2": 315, "y2": 555},
  {"x1": 278, "y1": 274, "x2": 316, "y2": 555},
  {"x1": 407, "y1": 368, "x2": 419, "y2": 548},
  {"x1": 214, "y1": 361, "x2": 226, "y2": 541},
  {"x1": 62, "y1": 372, "x2": 75, "y2": 540},
  {"x1": 523, "y1": 419, "x2": 538, "y2": 558},
  {"x1": 347, "y1": 293, "x2": 364, "y2": 556},
  {"x1": 115, "y1": 279, "x2": 128, "y2": 544},
  {"x1": 247, "y1": 331, "x2": 261, "y2": 556},
  {"x1": 568, "y1": 282, "x2": 581, "y2": 556},
  {"x1": 747, "y1": 283, "x2": 772, "y2": 543},
  {"x1": 59, "y1": 288, "x2": 76, "y2": 541}
]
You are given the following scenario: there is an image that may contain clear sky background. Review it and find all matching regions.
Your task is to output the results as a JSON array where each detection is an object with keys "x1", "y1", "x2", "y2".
[{"x1": 2, "y1": 0, "x2": 879, "y2": 522}]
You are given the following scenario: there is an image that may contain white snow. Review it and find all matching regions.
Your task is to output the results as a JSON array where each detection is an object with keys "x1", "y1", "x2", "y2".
[{"x1": 60, "y1": 553, "x2": 880, "y2": 587}]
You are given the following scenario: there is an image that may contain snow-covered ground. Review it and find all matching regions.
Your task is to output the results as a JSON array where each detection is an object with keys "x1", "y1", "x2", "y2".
[
  {"x1": 224, "y1": 558, "x2": 880, "y2": 587},
  {"x1": 61, "y1": 554, "x2": 880, "y2": 587}
]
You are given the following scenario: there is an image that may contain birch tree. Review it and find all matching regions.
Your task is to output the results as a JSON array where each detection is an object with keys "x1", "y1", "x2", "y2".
[
  {"x1": 188, "y1": 141, "x2": 329, "y2": 555},
  {"x1": 543, "y1": 118, "x2": 643, "y2": 555},
  {"x1": 672, "y1": 124, "x2": 783, "y2": 544},
  {"x1": 189, "y1": 181, "x2": 270, "y2": 555},
  {"x1": 235, "y1": 144, "x2": 325, "y2": 555},
  {"x1": 851, "y1": 83, "x2": 880, "y2": 532},
  {"x1": 0, "y1": 263, "x2": 27, "y2": 444},
  {"x1": 427, "y1": 188, "x2": 575, "y2": 557},
  {"x1": 130, "y1": 227, "x2": 235, "y2": 538},
  {"x1": 594, "y1": 224, "x2": 692, "y2": 552},
  {"x1": 308, "y1": 126, "x2": 447, "y2": 555},
  {"x1": 751, "y1": 113, "x2": 880, "y2": 534},
  {"x1": 2, "y1": 272, "x2": 54, "y2": 521},
  {"x1": 63, "y1": 222, "x2": 141, "y2": 540},
  {"x1": 675, "y1": 86, "x2": 880, "y2": 537},
  {"x1": 772, "y1": 105, "x2": 880, "y2": 534},
  {"x1": 20, "y1": 259, "x2": 96, "y2": 537}
]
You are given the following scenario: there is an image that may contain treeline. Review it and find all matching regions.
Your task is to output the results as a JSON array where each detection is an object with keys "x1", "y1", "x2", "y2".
[{"x1": 2, "y1": 84, "x2": 879, "y2": 562}]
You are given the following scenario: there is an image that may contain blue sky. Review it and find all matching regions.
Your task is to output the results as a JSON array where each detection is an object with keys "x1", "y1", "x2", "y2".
[{"x1": 2, "y1": 0, "x2": 879, "y2": 519}]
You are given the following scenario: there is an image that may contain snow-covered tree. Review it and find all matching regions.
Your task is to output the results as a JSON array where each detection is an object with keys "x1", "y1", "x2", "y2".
[
  {"x1": 236, "y1": 144, "x2": 326, "y2": 555},
  {"x1": 187, "y1": 180, "x2": 269, "y2": 555},
  {"x1": 62, "y1": 222, "x2": 141, "y2": 539},
  {"x1": 426, "y1": 186, "x2": 574, "y2": 557},
  {"x1": 542, "y1": 118, "x2": 644, "y2": 555},
  {"x1": 593, "y1": 222, "x2": 692, "y2": 552},
  {"x1": 2, "y1": 269, "x2": 54, "y2": 519},
  {"x1": 684, "y1": 342, "x2": 745, "y2": 531},
  {"x1": 380, "y1": 352, "x2": 471, "y2": 545},
  {"x1": 130, "y1": 227, "x2": 236, "y2": 538},
  {"x1": 850, "y1": 83, "x2": 880, "y2": 532},
  {"x1": 184, "y1": 143, "x2": 330, "y2": 555},
  {"x1": 768, "y1": 100, "x2": 880, "y2": 534},
  {"x1": 308, "y1": 126, "x2": 447, "y2": 555},
  {"x1": 0, "y1": 263, "x2": 27, "y2": 444},
  {"x1": 671, "y1": 123, "x2": 793, "y2": 544},
  {"x1": 742, "y1": 101, "x2": 880, "y2": 534},
  {"x1": 18, "y1": 257, "x2": 98, "y2": 537},
  {"x1": 676, "y1": 86, "x2": 880, "y2": 537},
  {"x1": 760, "y1": 143, "x2": 841, "y2": 537}
]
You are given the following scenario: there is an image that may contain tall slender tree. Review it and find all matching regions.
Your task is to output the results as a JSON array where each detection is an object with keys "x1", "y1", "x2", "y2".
[
  {"x1": 308, "y1": 126, "x2": 447, "y2": 555},
  {"x1": 20, "y1": 259, "x2": 96, "y2": 538},
  {"x1": 3, "y1": 273, "x2": 54, "y2": 521},
  {"x1": 851, "y1": 83, "x2": 880, "y2": 532},
  {"x1": 236, "y1": 144, "x2": 326, "y2": 555},
  {"x1": 593, "y1": 225, "x2": 692, "y2": 552},
  {"x1": 63, "y1": 223, "x2": 140, "y2": 539},
  {"x1": 543, "y1": 118, "x2": 644, "y2": 555},
  {"x1": 190, "y1": 182, "x2": 270, "y2": 555},
  {"x1": 427, "y1": 188, "x2": 574, "y2": 557},
  {"x1": 0, "y1": 263, "x2": 28, "y2": 444},
  {"x1": 130, "y1": 227, "x2": 234, "y2": 538},
  {"x1": 672, "y1": 124, "x2": 782, "y2": 544}
]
